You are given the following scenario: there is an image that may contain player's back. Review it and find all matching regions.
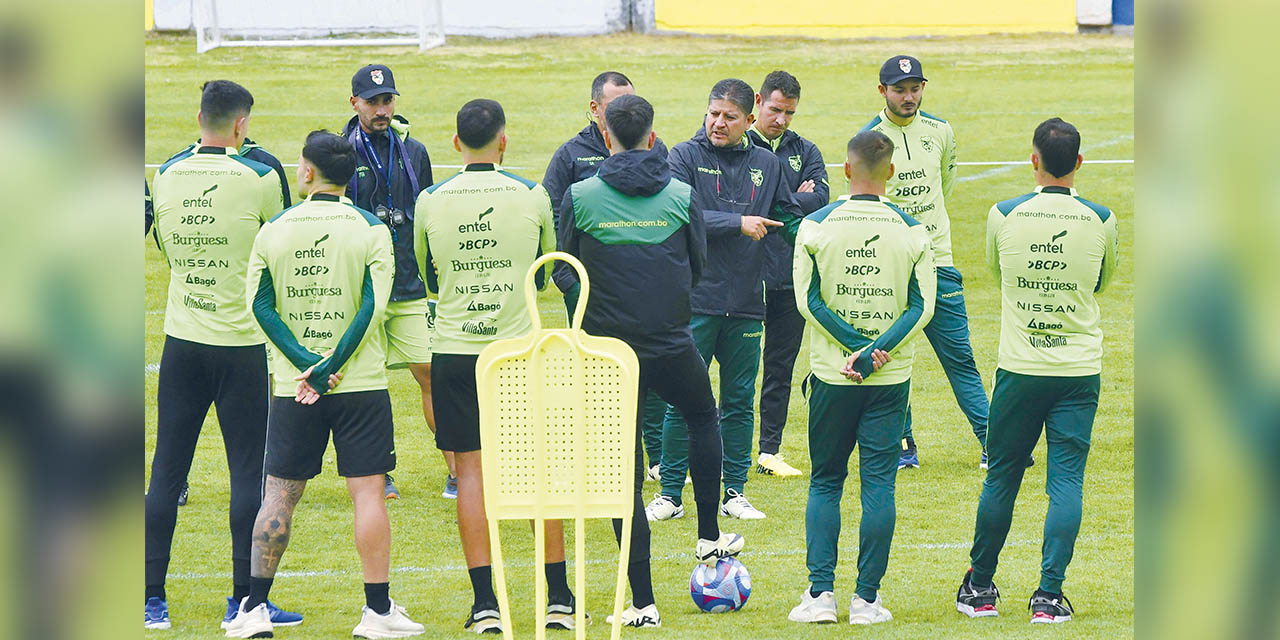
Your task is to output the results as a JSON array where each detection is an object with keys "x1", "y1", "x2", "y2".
[
  {"x1": 152, "y1": 145, "x2": 283, "y2": 345},
  {"x1": 795, "y1": 195, "x2": 934, "y2": 384},
  {"x1": 416, "y1": 165, "x2": 555, "y2": 354},
  {"x1": 251, "y1": 194, "x2": 393, "y2": 395},
  {"x1": 987, "y1": 186, "x2": 1118, "y2": 376}
]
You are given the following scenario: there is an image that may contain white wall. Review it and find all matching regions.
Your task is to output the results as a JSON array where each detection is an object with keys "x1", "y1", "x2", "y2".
[
  {"x1": 1076, "y1": 0, "x2": 1113, "y2": 25},
  {"x1": 154, "y1": 0, "x2": 633, "y2": 37}
]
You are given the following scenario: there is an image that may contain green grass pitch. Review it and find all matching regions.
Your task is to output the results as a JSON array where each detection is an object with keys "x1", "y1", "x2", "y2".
[{"x1": 145, "y1": 31, "x2": 1133, "y2": 639}]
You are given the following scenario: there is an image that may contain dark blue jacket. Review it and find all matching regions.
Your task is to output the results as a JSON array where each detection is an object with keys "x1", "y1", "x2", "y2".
[
  {"x1": 545, "y1": 122, "x2": 667, "y2": 289},
  {"x1": 746, "y1": 128, "x2": 829, "y2": 290},
  {"x1": 342, "y1": 115, "x2": 434, "y2": 302},
  {"x1": 180, "y1": 137, "x2": 291, "y2": 208},
  {"x1": 557, "y1": 148, "x2": 705, "y2": 359},
  {"x1": 667, "y1": 128, "x2": 802, "y2": 321}
]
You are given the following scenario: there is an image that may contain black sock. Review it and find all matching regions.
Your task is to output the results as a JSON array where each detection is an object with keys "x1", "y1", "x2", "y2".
[
  {"x1": 244, "y1": 577, "x2": 273, "y2": 611},
  {"x1": 469, "y1": 566, "x2": 497, "y2": 609},
  {"x1": 696, "y1": 501, "x2": 720, "y2": 540},
  {"x1": 145, "y1": 584, "x2": 166, "y2": 603},
  {"x1": 232, "y1": 583, "x2": 249, "y2": 602},
  {"x1": 364, "y1": 582, "x2": 391, "y2": 615},
  {"x1": 544, "y1": 561, "x2": 571, "y2": 604},
  {"x1": 810, "y1": 586, "x2": 827, "y2": 598},
  {"x1": 628, "y1": 560, "x2": 655, "y2": 609}
]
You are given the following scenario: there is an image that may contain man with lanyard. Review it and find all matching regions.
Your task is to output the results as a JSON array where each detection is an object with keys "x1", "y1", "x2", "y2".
[
  {"x1": 414, "y1": 99, "x2": 580, "y2": 634},
  {"x1": 646, "y1": 78, "x2": 802, "y2": 523},
  {"x1": 229, "y1": 130, "x2": 424, "y2": 638},
  {"x1": 557, "y1": 94, "x2": 746, "y2": 627},
  {"x1": 342, "y1": 64, "x2": 455, "y2": 500},
  {"x1": 955, "y1": 118, "x2": 1118, "y2": 624},
  {"x1": 145, "y1": 79, "x2": 302, "y2": 631},
  {"x1": 860, "y1": 55, "x2": 989, "y2": 469},
  {"x1": 787, "y1": 130, "x2": 935, "y2": 626},
  {"x1": 546, "y1": 72, "x2": 672, "y2": 482},
  {"x1": 746, "y1": 70, "x2": 829, "y2": 479}
]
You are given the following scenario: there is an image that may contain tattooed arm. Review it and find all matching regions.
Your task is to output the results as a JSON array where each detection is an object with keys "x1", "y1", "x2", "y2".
[{"x1": 250, "y1": 475, "x2": 306, "y2": 578}]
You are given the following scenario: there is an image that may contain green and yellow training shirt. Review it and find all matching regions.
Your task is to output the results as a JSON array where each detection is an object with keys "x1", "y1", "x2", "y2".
[
  {"x1": 860, "y1": 109, "x2": 957, "y2": 267},
  {"x1": 986, "y1": 185, "x2": 1119, "y2": 377},
  {"x1": 152, "y1": 145, "x2": 284, "y2": 346},
  {"x1": 246, "y1": 193, "x2": 394, "y2": 396},
  {"x1": 414, "y1": 164, "x2": 555, "y2": 355},
  {"x1": 793, "y1": 194, "x2": 937, "y2": 386}
]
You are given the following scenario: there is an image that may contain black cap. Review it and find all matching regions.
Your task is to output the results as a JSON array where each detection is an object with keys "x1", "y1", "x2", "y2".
[
  {"x1": 352, "y1": 64, "x2": 399, "y2": 100},
  {"x1": 879, "y1": 55, "x2": 927, "y2": 86}
]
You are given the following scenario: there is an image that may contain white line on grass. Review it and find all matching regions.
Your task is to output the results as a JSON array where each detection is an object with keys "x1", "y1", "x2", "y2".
[
  {"x1": 955, "y1": 134, "x2": 1135, "y2": 184},
  {"x1": 167, "y1": 533, "x2": 1129, "y2": 580}
]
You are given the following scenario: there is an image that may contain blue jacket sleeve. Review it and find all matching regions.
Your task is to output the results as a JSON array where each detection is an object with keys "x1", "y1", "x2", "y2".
[
  {"x1": 686, "y1": 199, "x2": 707, "y2": 287},
  {"x1": 544, "y1": 145, "x2": 574, "y2": 225},
  {"x1": 793, "y1": 140, "x2": 829, "y2": 214},
  {"x1": 554, "y1": 194, "x2": 581, "y2": 293}
]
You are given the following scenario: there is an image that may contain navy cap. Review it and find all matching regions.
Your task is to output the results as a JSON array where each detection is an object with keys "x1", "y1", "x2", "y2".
[
  {"x1": 879, "y1": 55, "x2": 927, "y2": 86},
  {"x1": 352, "y1": 64, "x2": 399, "y2": 100}
]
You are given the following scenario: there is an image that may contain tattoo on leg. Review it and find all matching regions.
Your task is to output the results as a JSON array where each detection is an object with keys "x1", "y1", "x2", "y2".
[{"x1": 251, "y1": 476, "x2": 305, "y2": 578}]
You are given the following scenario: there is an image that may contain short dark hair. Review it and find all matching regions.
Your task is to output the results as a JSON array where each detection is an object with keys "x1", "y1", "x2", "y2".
[
  {"x1": 759, "y1": 70, "x2": 801, "y2": 101},
  {"x1": 200, "y1": 80, "x2": 254, "y2": 129},
  {"x1": 847, "y1": 130, "x2": 895, "y2": 170},
  {"x1": 456, "y1": 99, "x2": 506, "y2": 150},
  {"x1": 1033, "y1": 117, "x2": 1081, "y2": 178},
  {"x1": 302, "y1": 130, "x2": 357, "y2": 186},
  {"x1": 591, "y1": 71, "x2": 632, "y2": 102},
  {"x1": 708, "y1": 78, "x2": 755, "y2": 115},
  {"x1": 604, "y1": 95, "x2": 654, "y2": 150}
]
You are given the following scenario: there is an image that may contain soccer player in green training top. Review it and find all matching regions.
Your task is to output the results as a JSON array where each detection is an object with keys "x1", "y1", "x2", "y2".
[
  {"x1": 955, "y1": 118, "x2": 1118, "y2": 624},
  {"x1": 144, "y1": 79, "x2": 302, "y2": 631},
  {"x1": 861, "y1": 55, "x2": 988, "y2": 469},
  {"x1": 228, "y1": 130, "x2": 425, "y2": 639},
  {"x1": 414, "y1": 99, "x2": 580, "y2": 634},
  {"x1": 788, "y1": 130, "x2": 936, "y2": 626}
]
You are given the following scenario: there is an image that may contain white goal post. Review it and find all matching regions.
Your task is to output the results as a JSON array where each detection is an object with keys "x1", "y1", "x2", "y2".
[{"x1": 193, "y1": 0, "x2": 445, "y2": 53}]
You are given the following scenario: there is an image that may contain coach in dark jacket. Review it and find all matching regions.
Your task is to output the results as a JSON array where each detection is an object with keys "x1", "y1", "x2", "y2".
[
  {"x1": 745, "y1": 70, "x2": 829, "y2": 477},
  {"x1": 650, "y1": 78, "x2": 802, "y2": 524},
  {"x1": 558, "y1": 95, "x2": 741, "y2": 622},
  {"x1": 547, "y1": 71, "x2": 668, "y2": 301}
]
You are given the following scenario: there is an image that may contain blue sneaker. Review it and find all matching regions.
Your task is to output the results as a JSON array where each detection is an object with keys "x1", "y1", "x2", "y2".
[
  {"x1": 222, "y1": 597, "x2": 303, "y2": 628},
  {"x1": 145, "y1": 597, "x2": 171, "y2": 629},
  {"x1": 442, "y1": 474, "x2": 458, "y2": 499},
  {"x1": 898, "y1": 438, "x2": 919, "y2": 469}
]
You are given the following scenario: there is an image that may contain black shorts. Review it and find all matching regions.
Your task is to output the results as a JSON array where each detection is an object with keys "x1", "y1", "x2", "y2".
[
  {"x1": 264, "y1": 390, "x2": 396, "y2": 480},
  {"x1": 431, "y1": 353, "x2": 481, "y2": 452}
]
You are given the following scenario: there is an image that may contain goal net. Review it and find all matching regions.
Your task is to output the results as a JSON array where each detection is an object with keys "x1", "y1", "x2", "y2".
[{"x1": 193, "y1": 0, "x2": 445, "y2": 53}]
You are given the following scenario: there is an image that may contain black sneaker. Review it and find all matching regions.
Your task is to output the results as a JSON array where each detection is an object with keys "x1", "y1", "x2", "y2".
[
  {"x1": 384, "y1": 474, "x2": 400, "y2": 500},
  {"x1": 464, "y1": 604, "x2": 502, "y2": 634},
  {"x1": 955, "y1": 569, "x2": 999, "y2": 617},
  {"x1": 1028, "y1": 589, "x2": 1073, "y2": 624},
  {"x1": 898, "y1": 437, "x2": 919, "y2": 469},
  {"x1": 546, "y1": 594, "x2": 590, "y2": 630},
  {"x1": 177, "y1": 482, "x2": 189, "y2": 506}
]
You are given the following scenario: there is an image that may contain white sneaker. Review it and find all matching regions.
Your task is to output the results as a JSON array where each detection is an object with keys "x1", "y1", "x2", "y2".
[
  {"x1": 644, "y1": 494, "x2": 684, "y2": 521},
  {"x1": 352, "y1": 599, "x2": 424, "y2": 638},
  {"x1": 788, "y1": 589, "x2": 838, "y2": 623},
  {"x1": 848, "y1": 594, "x2": 893, "y2": 625},
  {"x1": 646, "y1": 464, "x2": 661, "y2": 482},
  {"x1": 756, "y1": 453, "x2": 804, "y2": 477},
  {"x1": 606, "y1": 603, "x2": 661, "y2": 628},
  {"x1": 546, "y1": 600, "x2": 590, "y2": 630},
  {"x1": 719, "y1": 489, "x2": 766, "y2": 519},
  {"x1": 225, "y1": 600, "x2": 273, "y2": 638},
  {"x1": 695, "y1": 532, "x2": 745, "y2": 565}
]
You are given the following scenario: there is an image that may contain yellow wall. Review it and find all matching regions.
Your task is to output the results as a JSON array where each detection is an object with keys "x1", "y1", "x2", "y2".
[
  {"x1": 654, "y1": 0, "x2": 1076, "y2": 38},
  {"x1": 144, "y1": 0, "x2": 154, "y2": 31}
]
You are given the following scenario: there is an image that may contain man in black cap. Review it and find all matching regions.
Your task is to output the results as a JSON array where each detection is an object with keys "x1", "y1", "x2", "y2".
[
  {"x1": 342, "y1": 64, "x2": 455, "y2": 500},
  {"x1": 860, "y1": 55, "x2": 990, "y2": 471}
]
